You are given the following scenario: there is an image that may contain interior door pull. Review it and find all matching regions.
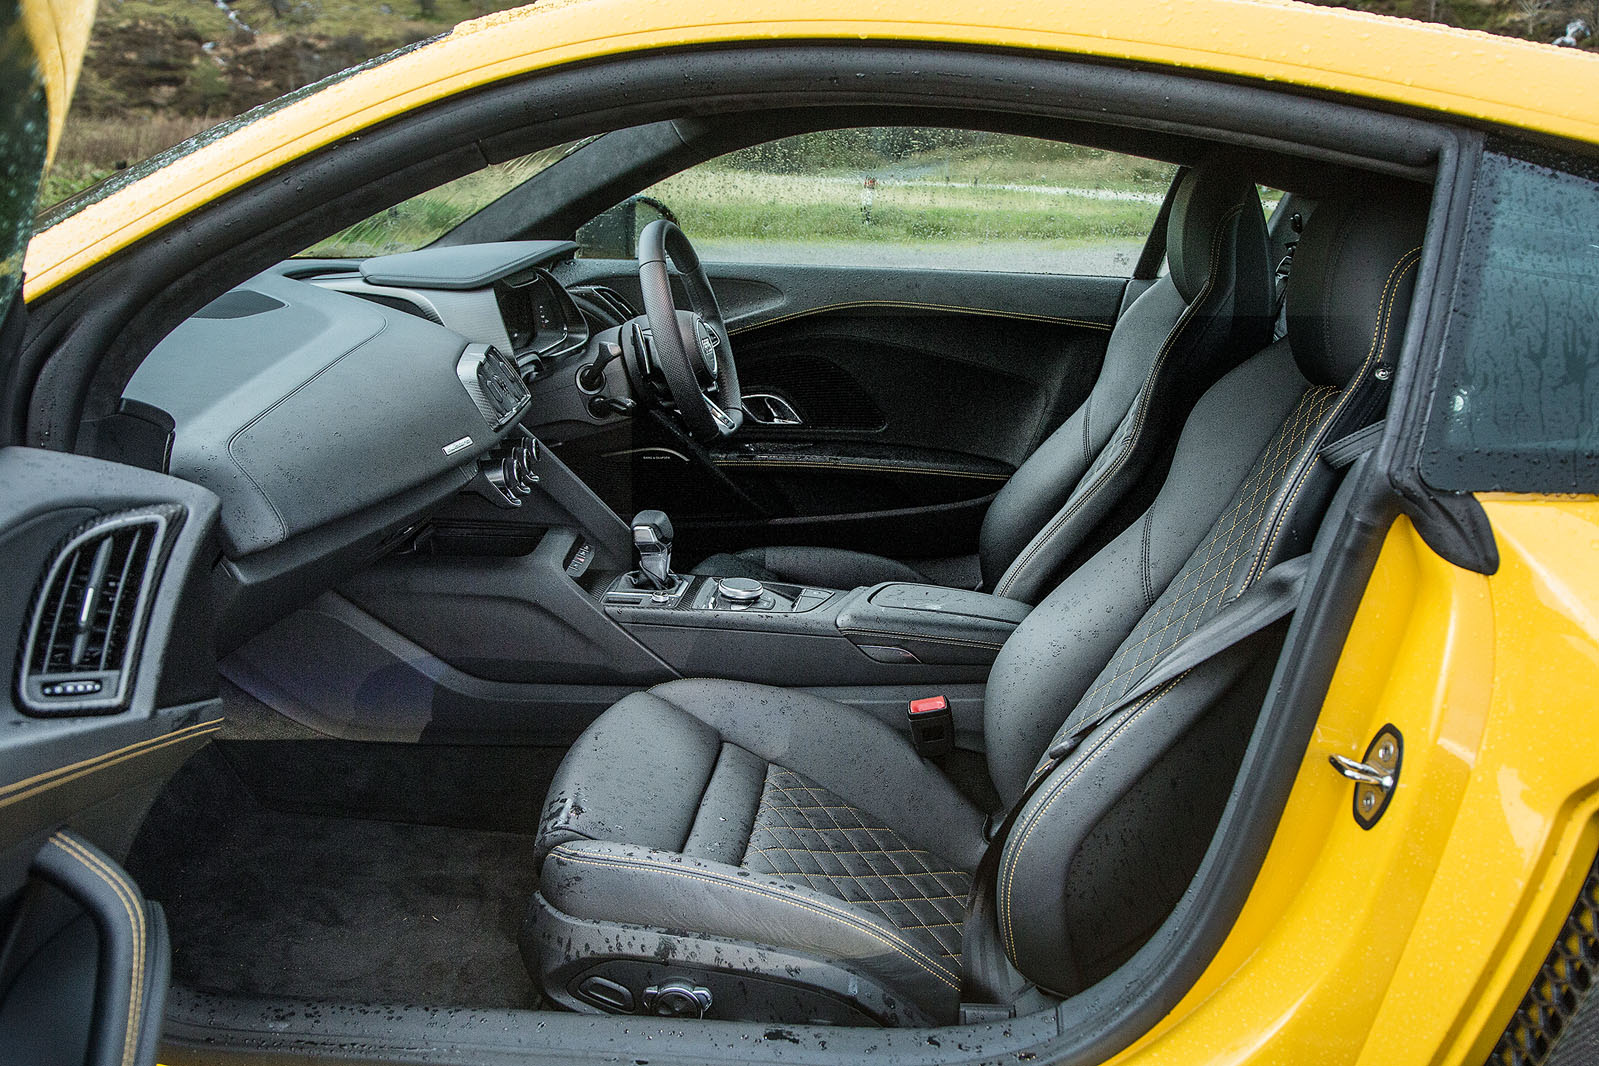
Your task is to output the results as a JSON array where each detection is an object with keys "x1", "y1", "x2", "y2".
[
  {"x1": 30, "y1": 830, "x2": 171, "y2": 1066},
  {"x1": 743, "y1": 393, "x2": 803, "y2": 426}
]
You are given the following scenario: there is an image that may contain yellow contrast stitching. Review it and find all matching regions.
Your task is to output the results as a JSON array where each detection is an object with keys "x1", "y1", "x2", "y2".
[
  {"x1": 1249, "y1": 247, "x2": 1420, "y2": 582},
  {"x1": 754, "y1": 774, "x2": 970, "y2": 952},
  {"x1": 998, "y1": 681, "x2": 1180, "y2": 958},
  {"x1": 550, "y1": 845, "x2": 960, "y2": 989},
  {"x1": 50, "y1": 833, "x2": 144, "y2": 1066},
  {"x1": 995, "y1": 206, "x2": 1242, "y2": 598},
  {"x1": 0, "y1": 720, "x2": 223, "y2": 809}
]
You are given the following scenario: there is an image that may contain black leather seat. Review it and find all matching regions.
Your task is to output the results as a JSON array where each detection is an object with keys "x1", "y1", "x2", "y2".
[
  {"x1": 528, "y1": 189, "x2": 1428, "y2": 1025},
  {"x1": 693, "y1": 160, "x2": 1275, "y2": 602}
]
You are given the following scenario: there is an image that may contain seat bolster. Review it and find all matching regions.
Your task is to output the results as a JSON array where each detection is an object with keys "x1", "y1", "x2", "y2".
[
  {"x1": 682, "y1": 740, "x2": 766, "y2": 863},
  {"x1": 650, "y1": 679, "x2": 988, "y2": 869},
  {"x1": 995, "y1": 646, "x2": 1262, "y2": 996},
  {"x1": 991, "y1": 406, "x2": 1141, "y2": 604},
  {"x1": 978, "y1": 278, "x2": 1187, "y2": 589},
  {"x1": 536, "y1": 691, "x2": 723, "y2": 863},
  {"x1": 543, "y1": 841, "x2": 961, "y2": 1016}
]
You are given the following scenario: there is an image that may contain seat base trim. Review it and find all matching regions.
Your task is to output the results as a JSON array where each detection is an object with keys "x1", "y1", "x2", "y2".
[{"x1": 525, "y1": 892, "x2": 938, "y2": 1027}]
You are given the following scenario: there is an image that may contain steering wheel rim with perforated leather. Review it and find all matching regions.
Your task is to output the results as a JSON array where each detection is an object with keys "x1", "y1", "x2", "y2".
[{"x1": 635, "y1": 219, "x2": 743, "y2": 440}]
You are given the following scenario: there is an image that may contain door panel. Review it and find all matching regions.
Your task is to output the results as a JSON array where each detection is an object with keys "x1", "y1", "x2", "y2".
[
  {"x1": 0, "y1": 447, "x2": 223, "y2": 1066},
  {"x1": 552, "y1": 259, "x2": 1124, "y2": 559}
]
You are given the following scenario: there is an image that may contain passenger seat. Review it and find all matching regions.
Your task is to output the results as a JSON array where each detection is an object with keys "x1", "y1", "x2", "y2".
[{"x1": 694, "y1": 159, "x2": 1275, "y2": 602}]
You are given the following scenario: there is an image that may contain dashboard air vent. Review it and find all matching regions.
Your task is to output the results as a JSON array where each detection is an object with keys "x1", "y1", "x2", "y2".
[
  {"x1": 17, "y1": 508, "x2": 180, "y2": 716},
  {"x1": 456, "y1": 343, "x2": 530, "y2": 431}
]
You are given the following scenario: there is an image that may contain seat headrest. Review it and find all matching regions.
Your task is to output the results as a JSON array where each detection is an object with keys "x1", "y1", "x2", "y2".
[
  {"x1": 1166, "y1": 161, "x2": 1267, "y2": 304},
  {"x1": 1285, "y1": 187, "x2": 1431, "y2": 386}
]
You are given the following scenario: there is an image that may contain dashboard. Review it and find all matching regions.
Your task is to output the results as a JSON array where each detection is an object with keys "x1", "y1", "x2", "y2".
[{"x1": 114, "y1": 240, "x2": 609, "y2": 648}]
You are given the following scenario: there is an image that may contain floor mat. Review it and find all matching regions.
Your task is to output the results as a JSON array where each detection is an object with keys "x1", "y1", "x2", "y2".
[{"x1": 127, "y1": 747, "x2": 540, "y2": 1008}]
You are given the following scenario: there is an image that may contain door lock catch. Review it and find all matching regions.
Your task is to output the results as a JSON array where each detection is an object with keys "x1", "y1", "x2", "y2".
[{"x1": 1329, "y1": 724, "x2": 1402, "y2": 829}]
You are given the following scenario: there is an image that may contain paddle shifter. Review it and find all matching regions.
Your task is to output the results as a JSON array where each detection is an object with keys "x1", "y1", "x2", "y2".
[{"x1": 631, "y1": 510, "x2": 676, "y2": 591}]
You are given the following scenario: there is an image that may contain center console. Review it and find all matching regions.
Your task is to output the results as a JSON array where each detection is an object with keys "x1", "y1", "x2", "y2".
[
  {"x1": 599, "y1": 571, "x2": 1028, "y2": 687},
  {"x1": 300, "y1": 460, "x2": 1027, "y2": 746}
]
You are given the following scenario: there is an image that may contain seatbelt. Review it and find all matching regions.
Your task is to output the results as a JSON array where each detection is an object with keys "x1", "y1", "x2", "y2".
[
  {"x1": 958, "y1": 552, "x2": 1311, "y2": 1014},
  {"x1": 1319, "y1": 421, "x2": 1385, "y2": 471},
  {"x1": 1270, "y1": 210, "x2": 1303, "y2": 342}
]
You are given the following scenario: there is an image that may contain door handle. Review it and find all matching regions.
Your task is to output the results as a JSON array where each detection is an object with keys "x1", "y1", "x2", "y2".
[{"x1": 743, "y1": 393, "x2": 803, "y2": 426}]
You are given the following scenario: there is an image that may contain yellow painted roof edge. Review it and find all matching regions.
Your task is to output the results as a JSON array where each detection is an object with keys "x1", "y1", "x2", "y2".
[{"x1": 23, "y1": 0, "x2": 1599, "y2": 298}]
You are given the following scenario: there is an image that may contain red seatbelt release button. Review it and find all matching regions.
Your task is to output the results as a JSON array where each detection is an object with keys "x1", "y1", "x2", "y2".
[{"x1": 907, "y1": 696, "x2": 954, "y2": 757}]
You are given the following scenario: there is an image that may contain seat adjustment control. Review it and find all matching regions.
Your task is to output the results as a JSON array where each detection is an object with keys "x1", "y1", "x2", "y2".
[
  {"x1": 576, "y1": 975, "x2": 635, "y2": 1013},
  {"x1": 642, "y1": 979, "x2": 712, "y2": 1018}
]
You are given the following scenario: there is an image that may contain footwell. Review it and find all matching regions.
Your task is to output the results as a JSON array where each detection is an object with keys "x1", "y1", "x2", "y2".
[{"x1": 126, "y1": 745, "x2": 541, "y2": 1008}]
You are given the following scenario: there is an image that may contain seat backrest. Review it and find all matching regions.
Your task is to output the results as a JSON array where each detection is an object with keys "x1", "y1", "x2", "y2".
[
  {"x1": 979, "y1": 161, "x2": 1275, "y2": 603},
  {"x1": 984, "y1": 185, "x2": 1430, "y2": 995}
]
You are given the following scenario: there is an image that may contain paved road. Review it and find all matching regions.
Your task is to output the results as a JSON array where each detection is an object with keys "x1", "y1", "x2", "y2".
[{"x1": 694, "y1": 239, "x2": 1145, "y2": 276}]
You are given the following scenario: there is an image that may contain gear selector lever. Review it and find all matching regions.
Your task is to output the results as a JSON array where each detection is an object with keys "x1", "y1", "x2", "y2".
[{"x1": 631, "y1": 510, "x2": 676, "y2": 591}]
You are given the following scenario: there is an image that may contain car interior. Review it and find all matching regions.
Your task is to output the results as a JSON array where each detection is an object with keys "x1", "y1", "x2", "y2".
[{"x1": 2, "y1": 43, "x2": 1464, "y2": 1065}]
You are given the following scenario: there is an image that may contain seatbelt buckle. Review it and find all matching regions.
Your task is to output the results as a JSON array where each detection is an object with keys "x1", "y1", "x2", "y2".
[{"x1": 908, "y1": 695, "x2": 954, "y2": 757}]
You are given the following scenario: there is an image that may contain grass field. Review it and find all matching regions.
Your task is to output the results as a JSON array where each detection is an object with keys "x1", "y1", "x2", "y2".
[
  {"x1": 42, "y1": 115, "x2": 219, "y2": 206},
  {"x1": 646, "y1": 169, "x2": 1166, "y2": 248}
]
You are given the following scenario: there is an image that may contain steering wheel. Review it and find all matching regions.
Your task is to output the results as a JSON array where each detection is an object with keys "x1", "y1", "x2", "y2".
[{"x1": 632, "y1": 219, "x2": 743, "y2": 440}]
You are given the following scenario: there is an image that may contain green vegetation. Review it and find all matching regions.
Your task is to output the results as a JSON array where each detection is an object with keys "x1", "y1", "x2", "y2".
[
  {"x1": 633, "y1": 132, "x2": 1171, "y2": 252},
  {"x1": 300, "y1": 141, "x2": 585, "y2": 256},
  {"x1": 648, "y1": 171, "x2": 1162, "y2": 249},
  {"x1": 295, "y1": 129, "x2": 1174, "y2": 258}
]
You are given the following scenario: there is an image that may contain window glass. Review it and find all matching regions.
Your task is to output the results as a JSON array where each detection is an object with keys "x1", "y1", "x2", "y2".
[
  {"x1": 1, "y1": 5, "x2": 47, "y2": 313},
  {"x1": 1420, "y1": 151, "x2": 1599, "y2": 493},
  {"x1": 579, "y1": 128, "x2": 1176, "y2": 275},
  {"x1": 297, "y1": 138, "x2": 590, "y2": 258}
]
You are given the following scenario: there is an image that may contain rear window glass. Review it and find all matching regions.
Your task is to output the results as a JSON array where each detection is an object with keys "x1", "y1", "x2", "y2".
[{"x1": 1420, "y1": 151, "x2": 1599, "y2": 493}]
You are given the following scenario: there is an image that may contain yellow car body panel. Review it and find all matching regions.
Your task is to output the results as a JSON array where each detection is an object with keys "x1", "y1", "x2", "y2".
[
  {"x1": 1101, "y1": 501, "x2": 1599, "y2": 1065},
  {"x1": 21, "y1": 0, "x2": 1599, "y2": 298},
  {"x1": 17, "y1": 0, "x2": 94, "y2": 158}
]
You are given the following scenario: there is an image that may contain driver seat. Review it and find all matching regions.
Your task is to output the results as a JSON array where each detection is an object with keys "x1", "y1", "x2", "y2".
[{"x1": 693, "y1": 159, "x2": 1275, "y2": 602}]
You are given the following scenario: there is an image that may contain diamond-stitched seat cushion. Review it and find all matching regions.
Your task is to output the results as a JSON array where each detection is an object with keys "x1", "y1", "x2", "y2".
[
  {"x1": 742, "y1": 767, "x2": 971, "y2": 963},
  {"x1": 532, "y1": 679, "x2": 989, "y2": 1020}
]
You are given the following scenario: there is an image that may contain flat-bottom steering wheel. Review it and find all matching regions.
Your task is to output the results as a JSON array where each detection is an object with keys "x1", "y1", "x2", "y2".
[{"x1": 631, "y1": 219, "x2": 743, "y2": 440}]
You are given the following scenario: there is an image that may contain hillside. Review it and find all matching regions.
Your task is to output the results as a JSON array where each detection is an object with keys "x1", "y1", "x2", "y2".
[{"x1": 41, "y1": 0, "x2": 1599, "y2": 205}]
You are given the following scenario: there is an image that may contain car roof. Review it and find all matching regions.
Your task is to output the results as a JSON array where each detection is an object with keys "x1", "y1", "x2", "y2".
[{"x1": 23, "y1": 0, "x2": 1599, "y2": 298}]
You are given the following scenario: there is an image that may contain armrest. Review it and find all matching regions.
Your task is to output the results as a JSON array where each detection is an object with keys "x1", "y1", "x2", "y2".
[{"x1": 834, "y1": 583, "x2": 1031, "y2": 667}]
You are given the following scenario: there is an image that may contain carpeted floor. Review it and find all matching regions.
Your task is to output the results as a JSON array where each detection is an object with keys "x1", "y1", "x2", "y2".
[{"x1": 126, "y1": 746, "x2": 542, "y2": 1008}]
